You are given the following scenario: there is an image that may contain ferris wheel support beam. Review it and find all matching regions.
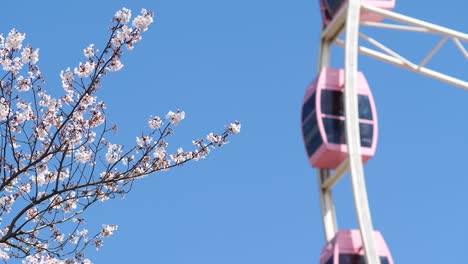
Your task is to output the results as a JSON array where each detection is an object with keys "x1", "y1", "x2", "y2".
[
  {"x1": 321, "y1": 160, "x2": 349, "y2": 190},
  {"x1": 333, "y1": 38, "x2": 468, "y2": 89},
  {"x1": 318, "y1": 169, "x2": 338, "y2": 241},
  {"x1": 321, "y1": 3, "x2": 348, "y2": 41},
  {"x1": 338, "y1": 4, "x2": 468, "y2": 90},
  {"x1": 361, "y1": 4, "x2": 468, "y2": 41},
  {"x1": 317, "y1": 22, "x2": 339, "y2": 242},
  {"x1": 343, "y1": 1, "x2": 381, "y2": 263}
]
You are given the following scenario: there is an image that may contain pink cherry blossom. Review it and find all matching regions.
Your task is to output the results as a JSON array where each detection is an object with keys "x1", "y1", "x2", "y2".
[{"x1": 0, "y1": 7, "x2": 240, "y2": 263}]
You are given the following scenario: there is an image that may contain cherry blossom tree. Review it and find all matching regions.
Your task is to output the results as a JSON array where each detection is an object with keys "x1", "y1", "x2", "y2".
[{"x1": 0, "y1": 8, "x2": 240, "y2": 264}]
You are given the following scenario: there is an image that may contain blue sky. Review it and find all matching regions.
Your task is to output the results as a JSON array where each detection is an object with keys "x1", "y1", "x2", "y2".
[{"x1": 2, "y1": 0, "x2": 468, "y2": 263}]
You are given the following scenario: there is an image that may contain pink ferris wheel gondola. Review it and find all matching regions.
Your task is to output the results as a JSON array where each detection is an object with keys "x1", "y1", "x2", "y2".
[
  {"x1": 320, "y1": 230, "x2": 394, "y2": 264},
  {"x1": 319, "y1": 0, "x2": 396, "y2": 26},
  {"x1": 301, "y1": 67, "x2": 378, "y2": 169}
]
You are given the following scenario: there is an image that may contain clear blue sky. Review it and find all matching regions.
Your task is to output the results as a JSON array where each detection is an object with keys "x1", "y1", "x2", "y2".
[{"x1": 1, "y1": 0, "x2": 468, "y2": 263}]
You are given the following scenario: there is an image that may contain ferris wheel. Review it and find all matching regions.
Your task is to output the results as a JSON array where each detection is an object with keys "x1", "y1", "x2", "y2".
[{"x1": 301, "y1": 1, "x2": 468, "y2": 263}]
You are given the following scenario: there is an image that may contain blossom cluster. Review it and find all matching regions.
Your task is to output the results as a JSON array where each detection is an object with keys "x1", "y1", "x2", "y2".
[{"x1": 0, "y1": 6, "x2": 239, "y2": 264}]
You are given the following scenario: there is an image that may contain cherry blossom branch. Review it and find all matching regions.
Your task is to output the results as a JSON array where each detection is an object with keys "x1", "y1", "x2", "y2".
[{"x1": 0, "y1": 7, "x2": 240, "y2": 264}]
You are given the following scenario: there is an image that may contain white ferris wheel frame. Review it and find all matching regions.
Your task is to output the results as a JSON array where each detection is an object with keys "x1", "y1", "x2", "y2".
[{"x1": 316, "y1": 1, "x2": 468, "y2": 264}]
